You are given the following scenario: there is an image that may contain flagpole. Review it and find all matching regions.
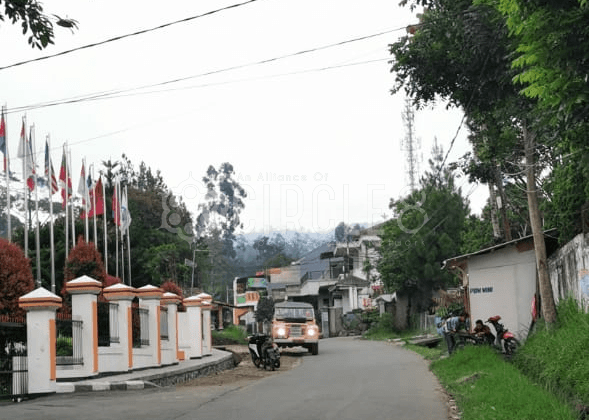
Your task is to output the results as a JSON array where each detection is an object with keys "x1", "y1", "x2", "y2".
[
  {"x1": 64, "y1": 143, "x2": 69, "y2": 260},
  {"x1": 2, "y1": 106, "x2": 11, "y2": 242},
  {"x1": 119, "y1": 180, "x2": 124, "y2": 285},
  {"x1": 21, "y1": 116, "x2": 29, "y2": 259},
  {"x1": 115, "y1": 179, "x2": 119, "y2": 279},
  {"x1": 47, "y1": 135, "x2": 56, "y2": 293},
  {"x1": 31, "y1": 125, "x2": 41, "y2": 287},
  {"x1": 125, "y1": 185, "x2": 132, "y2": 287},
  {"x1": 102, "y1": 176, "x2": 108, "y2": 275},
  {"x1": 91, "y1": 165, "x2": 97, "y2": 245},
  {"x1": 68, "y1": 148, "x2": 75, "y2": 246},
  {"x1": 81, "y1": 158, "x2": 89, "y2": 243}
]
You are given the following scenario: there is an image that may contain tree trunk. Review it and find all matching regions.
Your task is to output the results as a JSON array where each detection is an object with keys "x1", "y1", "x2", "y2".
[
  {"x1": 523, "y1": 122, "x2": 556, "y2": 325},
  {"x1": 493, "y1": 161, "x2": 512, "y2": 241},
  {"x1": 488, "y1": 181, "x2": 502, "y2": 239}
]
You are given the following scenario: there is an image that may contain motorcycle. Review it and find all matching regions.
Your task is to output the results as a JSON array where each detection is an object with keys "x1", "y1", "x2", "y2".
[
  {"x1": 486, "y1": 315, "x2": 518, "y2": 355},
  {"x1": 248, "y1": 334, "x2": 280, "y2": 371}
]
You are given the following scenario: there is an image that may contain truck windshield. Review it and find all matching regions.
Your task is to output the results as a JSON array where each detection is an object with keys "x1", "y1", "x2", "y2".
[{"x1": 275, "y1": 307, "x2": 314, "y2": 321}]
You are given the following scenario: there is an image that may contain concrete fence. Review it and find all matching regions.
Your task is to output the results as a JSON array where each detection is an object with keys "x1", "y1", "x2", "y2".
[{"x1": 17, "y1": 276, "x2": 213, "y2": 397}]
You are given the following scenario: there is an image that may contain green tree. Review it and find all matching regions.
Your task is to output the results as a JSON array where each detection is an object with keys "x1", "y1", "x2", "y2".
[
  {"x1": 390, "y1": 0, "x2": 557, "y2": 324},
  {"x1": 1, "y1": 0, "x2": 78, "y2": 49},
  {"x1": 378, "y1": 142, "x2": 469, "y2": 315},
  {"x1": 255, "y1": 296, "x2": 274, "y2": 323}
]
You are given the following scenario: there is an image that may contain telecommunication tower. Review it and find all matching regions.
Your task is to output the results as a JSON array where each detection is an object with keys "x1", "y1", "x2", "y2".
[{"x1": 400, "y1": 100, "x2": 422, "y2": 191}]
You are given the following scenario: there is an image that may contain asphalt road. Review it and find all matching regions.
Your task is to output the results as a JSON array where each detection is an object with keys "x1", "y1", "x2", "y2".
[{"x1": 1, "y1": 337, "x2": 448, "y2": 420}]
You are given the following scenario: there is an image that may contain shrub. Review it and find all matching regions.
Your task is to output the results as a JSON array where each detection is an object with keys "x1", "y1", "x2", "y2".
[
  {"x1": 160, "y1": 280, "x2": 184, "y2": 298},
  {"x1": 62, "y1": 237, "x2": 106, "y2": 297},
  {"x1": 0, "y1": 238, "x2": 35, "y2": 316},
  {"x1": 56, "y1": 336, "x2": 73, "y2": 357}
]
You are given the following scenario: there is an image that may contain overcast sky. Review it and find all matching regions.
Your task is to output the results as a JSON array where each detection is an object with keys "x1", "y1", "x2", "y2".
[{"x1": 0, "y1": 0, "x2": 486, "y2": 235}]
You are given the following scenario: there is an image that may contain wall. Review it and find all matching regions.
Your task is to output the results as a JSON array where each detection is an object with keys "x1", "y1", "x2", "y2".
[
  {"x1": 547, "y1": 232, "x2": 589, "y2": 308},
  {"x1": 467, "y1": 244, "x2": 536, "y2": 340}
]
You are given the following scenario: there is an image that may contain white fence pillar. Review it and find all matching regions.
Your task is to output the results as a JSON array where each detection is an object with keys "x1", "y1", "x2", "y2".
[
  {"x1": 197, "y1": 293, "x2": 213, "y2": 356},
  {"x1": 102, "y1": 283, "x2": 136, "y2": 372},
  {"x1": 160, "y1": 292, "x2": 181, "y2": 366},
  {"x1": 19, "y1": 287, "x2": 62, "y2": 395},
  {"x1": 63, "y1": 275, "x2": 102, "y2": 379},
  {"x1": 135, "y1": 285, "x2": 163, "y2": 368},
  {"x1": 182, "y1": 295, "x2": 203, "y2": 359}
]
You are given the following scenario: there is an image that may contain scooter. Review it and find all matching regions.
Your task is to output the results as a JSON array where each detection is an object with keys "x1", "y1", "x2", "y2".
[
  {"x1": 487, "y1": 315, "x2": 518, "y2": 355},
  {"x1": 248, "y1": 334, "x2": 280, "y2": 371}
]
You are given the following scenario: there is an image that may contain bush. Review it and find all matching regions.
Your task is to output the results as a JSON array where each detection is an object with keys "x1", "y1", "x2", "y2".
[
  {"x1": 0, "y1": 238, "x2": 35, "y2": 316},
  {"x1": 364, "y1": 313, "x2": 396, "y2": 340},
  {"x1": 62, "y1": 237, "x2": 106, "y2": 297},
  {"x1": 56, "y1": 336, "x2": 73, "y2": 357},
  {"x1": 212, "y1": 325, "x2": 248, "y2": 345},
  {"x1": 514, "y1": 297, "x2": 589, "y2": 406}
]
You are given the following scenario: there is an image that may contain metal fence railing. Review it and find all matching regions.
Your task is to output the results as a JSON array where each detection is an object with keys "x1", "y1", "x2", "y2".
[
  {"x1": 56, "y1": 315, "x2": 83, "y2": 366},
  {"x1": 160, "y1": 307, "x2": 169, "y2": 341},
  {"x1": 0, "y1": 318, "x2": 28, "y2": 399},
  {"x1": 98, "y1": 302, "x2": 119, "y2": 346},
  {"x1": 132, "y1": 306, "x2": 149, "y2": 348}
]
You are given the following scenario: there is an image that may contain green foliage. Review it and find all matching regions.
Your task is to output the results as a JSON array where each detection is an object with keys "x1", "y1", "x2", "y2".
[
  {"x1": 378, "y1": 144, "x2": 469, "y2": 309},
  {"x1": 460, "y1": 214, "x2": 494, "y2": 254},
  {"x1": 514, "y1": 297, "x2": 589, "y2": 406},
  {"x1": 255, "y1": 297, "x2": 274, "y2": 323},
  {"x1": 211, "y1": 324, "x2": 248, "y2": 345},
  {"x1": 0, "y1": 238, "x2": 35, "y2": 316},
  {"x1": 431, "y1": 345, "x2": 577, "y2": 419},
  {"x1": 55, "y1": 336, "x2": 73, "y2": 357},
  {"x1": 364, "y1": 313, "x2": 397, "y2": 340},
  {"x1": 1, "y1": 0, "x2": 77, "y2": 49}
]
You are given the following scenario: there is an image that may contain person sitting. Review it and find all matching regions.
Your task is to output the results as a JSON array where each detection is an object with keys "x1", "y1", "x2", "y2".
[{"x1": 473, "y1": 319, "x2": 495, "y2": 345}]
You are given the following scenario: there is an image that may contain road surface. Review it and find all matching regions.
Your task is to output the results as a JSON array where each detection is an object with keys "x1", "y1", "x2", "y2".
[{"x1": 1, "y1": 337, "x2": 448, "y2": 420}]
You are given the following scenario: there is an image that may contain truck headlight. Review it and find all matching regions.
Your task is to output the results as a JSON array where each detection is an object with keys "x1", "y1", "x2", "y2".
[
  {"x1": 277, "y1": 327, "x2": 286, "y2": 337},
  {"x1": 307, "y1": 328, "x2": 317, "y2": 336}
]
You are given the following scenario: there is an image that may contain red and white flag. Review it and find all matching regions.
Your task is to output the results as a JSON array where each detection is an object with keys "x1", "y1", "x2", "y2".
[
  {"x1": 82, "y1": 176, "x2": 105, "y2": 219},
  {"x1": 17, "y1": 121, "x2": 36, "y2": 191},
  {"x1": 59, "y1": 145, "x2": 72, "y2": 209}
]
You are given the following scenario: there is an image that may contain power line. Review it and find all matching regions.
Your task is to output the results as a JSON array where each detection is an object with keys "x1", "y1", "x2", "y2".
[
  {"x1": 6, "y1": 23, "x2": 407, "y2": 114},
  {"x1": 9, "y1": 57, "x2": 391, "y2": 114},
  {"x1": 0, "y1": 0, "x2": 263, "y2": 72}
]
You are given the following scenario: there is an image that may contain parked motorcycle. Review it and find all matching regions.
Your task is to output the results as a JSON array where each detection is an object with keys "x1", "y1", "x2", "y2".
[
  {"x1": 248, "y1": 334, "x2": 280, "y2": 371},
  {"x1": 486, "y1": 315, "x2": 518, "y2": 355}
]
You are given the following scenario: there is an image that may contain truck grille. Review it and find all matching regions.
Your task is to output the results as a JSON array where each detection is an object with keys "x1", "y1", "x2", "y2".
[{"x1": 289, "y1": 325, "x2": 303, "y2": 337}]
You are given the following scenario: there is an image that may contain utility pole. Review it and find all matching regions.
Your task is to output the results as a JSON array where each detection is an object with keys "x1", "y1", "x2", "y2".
[{"x1": 400, "y1": 99, "x2": 422, "y2": 191}]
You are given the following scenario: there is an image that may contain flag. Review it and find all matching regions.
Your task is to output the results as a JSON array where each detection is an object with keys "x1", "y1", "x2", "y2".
[
  {"x1": 59, "y1": 146, "x2": 72, "y2": 209},
  {"x1": 120, "y1": 188, "x2": 132, "y2": 234},
  {"x1": 17, "y1": 122, "x2": 36, "y2": 191},
  {"x1": 82, "y1": 176, "x2": 104, "y2": 219},
  {"x1": 44, "y1": 141, "x2": 58, "y2": 194},
  {"x1": 112, "y1": 183, "x2": 120, "y2": 226},
  {"x1": 0, "y1": 110, "x2": 8, "y2": 172},
  {"x1": 77, "y1": 161, "x2": 91, "y2": 215}
]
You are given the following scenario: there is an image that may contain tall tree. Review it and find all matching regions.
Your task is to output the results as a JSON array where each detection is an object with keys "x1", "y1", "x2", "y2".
[
  {"x1": 378, "y1": 142, "x2": 470, "y2": 315},
  {"x1": 390, "y1": 0, "x2": 557, "y2": 324},
  {"x1": 196, "y1": 162, "x2": 247, "y2": 259}
]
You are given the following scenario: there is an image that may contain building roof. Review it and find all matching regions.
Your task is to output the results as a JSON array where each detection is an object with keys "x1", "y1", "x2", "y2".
[{"x1": 442, "y1": 229, "x2": 558, "y2": 270}]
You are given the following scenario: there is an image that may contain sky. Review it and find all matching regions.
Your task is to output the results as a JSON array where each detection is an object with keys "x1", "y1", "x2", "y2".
[{"x1": 0, "y1": 0, "x2": 487, "y2": 236}]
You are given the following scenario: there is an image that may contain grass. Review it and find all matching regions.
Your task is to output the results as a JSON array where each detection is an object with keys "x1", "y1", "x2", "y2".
[
  {"x1": 431, "y1": 345, "x2": 577, "y2": 420},
  {"x1": 514, "y1": 297, "x2": 589, "y2": 408},
  {"x1": 211, "y1": 325, "x2": 248, "y2": 345}
]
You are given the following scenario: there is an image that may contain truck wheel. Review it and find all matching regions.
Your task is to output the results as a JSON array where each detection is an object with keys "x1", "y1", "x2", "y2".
[{"x1": 311, "y1": 343, "x2": 319, "y2": 355}]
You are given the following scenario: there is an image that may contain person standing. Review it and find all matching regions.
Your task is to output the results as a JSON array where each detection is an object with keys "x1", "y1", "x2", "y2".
[{"x1": 443, "y1": 312, "x2": 468, "y2": 355}]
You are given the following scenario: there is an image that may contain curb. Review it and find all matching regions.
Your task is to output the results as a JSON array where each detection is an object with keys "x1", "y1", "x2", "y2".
[{"x1": 56, "y1": 351, "x2": 235, "y2": 393}]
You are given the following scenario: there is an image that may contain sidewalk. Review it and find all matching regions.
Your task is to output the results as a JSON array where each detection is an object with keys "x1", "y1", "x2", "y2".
[{"x1": 56, "y1": 348, "x2": 235, "y2": 393}]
